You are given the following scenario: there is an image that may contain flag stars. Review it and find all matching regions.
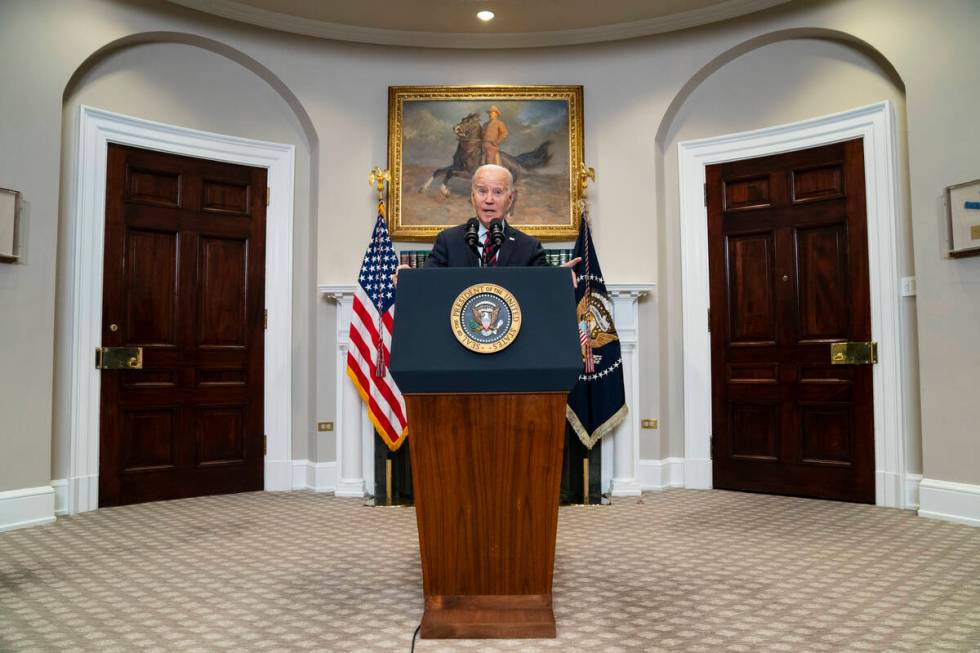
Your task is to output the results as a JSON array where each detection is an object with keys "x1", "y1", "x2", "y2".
[
  {"x1": 578, "y1": 357, "x2": 623, "y2": 382},
  {"x1": 357, "y1": 215, "x2": 400, "y2": 311}
]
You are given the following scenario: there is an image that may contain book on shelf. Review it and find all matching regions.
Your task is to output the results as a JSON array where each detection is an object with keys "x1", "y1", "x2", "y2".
[
  {"x1": 398, "y1": 249, "x2": 431, "y2": 268},
  {"x1": 402, "y1": 248, "x2": 572, "y2": 267},
  {"x1": 543, "y1": 248, "x2": 573, "y2": 266}
]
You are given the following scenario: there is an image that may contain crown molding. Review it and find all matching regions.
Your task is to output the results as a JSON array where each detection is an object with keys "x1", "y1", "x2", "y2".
[{"x1": 166, "y1": 0, "x2": 790, "y2": 50}]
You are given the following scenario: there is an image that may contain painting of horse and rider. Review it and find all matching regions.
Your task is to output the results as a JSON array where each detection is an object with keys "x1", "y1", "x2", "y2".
[{"x1": 387, "y1": 86, "x2": 584, "y2": 241}]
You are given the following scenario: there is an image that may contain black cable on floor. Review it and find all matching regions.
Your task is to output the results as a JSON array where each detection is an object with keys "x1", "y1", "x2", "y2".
[{"x1": 410, "y1": 623, "x2": 421, "y2": 652}]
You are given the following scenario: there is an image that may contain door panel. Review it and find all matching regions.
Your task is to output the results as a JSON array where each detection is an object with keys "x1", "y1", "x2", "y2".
[
  {"x1": 124, "y1": 229, "x2": 178, "y2": 345},
  {"x1": 122, "y1": 408, "x2": 178, "y2": 471},
  {"x1": 727, "y1": 233, "x2": 777, "y2": 344},
  {"x1": 197, "y1": 406, "x2": 248, "y2": 466},
  {"x1": 198, "y1": 236, "x2": 249, "y2": 347},
  {"x1": 795, "y1": 224, "x2": 849, "y2": 341},
  {"x1": 708, "y1": 139, "x2": 874, "y2": 503},
  {"x1": 100, "y1": 144, "x2": 267, "y2": 507},
  {"x1": 729, "y1": 402, "x2": 779, "y2": 461}
]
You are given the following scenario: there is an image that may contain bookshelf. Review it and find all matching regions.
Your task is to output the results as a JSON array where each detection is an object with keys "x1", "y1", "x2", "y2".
[{"x1": 397, "y1": 247, "x2": 574, "y2": 268}]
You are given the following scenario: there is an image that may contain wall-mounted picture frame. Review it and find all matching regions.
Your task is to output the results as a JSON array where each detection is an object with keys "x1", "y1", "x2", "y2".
[
  {"x1": 387, "y1": 85, "x2": 584, "y2": 241},
  {"x1": 0, "y1": 187, "x2": 21, "y2": 263},
  {"x1": 946, "y1": 178, "x2": 980, "y2": 258}
]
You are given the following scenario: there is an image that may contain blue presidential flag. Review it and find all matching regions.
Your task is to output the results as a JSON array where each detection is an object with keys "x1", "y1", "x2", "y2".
[{"x1": 566, "y1": 216, "x2": 628, "y2": 449}]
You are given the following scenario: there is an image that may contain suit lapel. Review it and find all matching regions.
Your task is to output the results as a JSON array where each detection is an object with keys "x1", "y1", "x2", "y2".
[{"x1": 495, "y1": 222, "x2": 517, "y2": 267}]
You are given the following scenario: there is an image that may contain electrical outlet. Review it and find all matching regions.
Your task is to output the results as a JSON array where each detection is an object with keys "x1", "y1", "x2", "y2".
[
  {"x1": 317, "y1": 421, "x2": 334, "y2": 432},
  {"x1": 900, "y1": 276, "x2": 916, "y2": 297},
  {"x1": 641, "y1": 419, "x2": 658, "y2": 429}
]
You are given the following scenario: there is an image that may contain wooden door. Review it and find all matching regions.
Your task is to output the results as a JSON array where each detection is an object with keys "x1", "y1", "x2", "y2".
[
  {"x1": 99, "y1": 144, "x2": 267, "y2": 507},
  {"x1": 707, "y1": 139, "x2": 874, "y2": 503}
]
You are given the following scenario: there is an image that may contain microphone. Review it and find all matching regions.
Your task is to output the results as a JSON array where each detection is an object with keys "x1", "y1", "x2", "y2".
[
  {"x1": 464, "y1": 218, "x2": 480, "y2": 256},
  {"x1": 489, "y1": 219, "x2": 505, "y2": 247}
]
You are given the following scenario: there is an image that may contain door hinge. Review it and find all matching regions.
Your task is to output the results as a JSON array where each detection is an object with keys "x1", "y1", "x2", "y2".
[
  {"x1": 263, "y1": 309, "x2": 268, "y2": 329},
  {"x1": 707, "y1": 307, "x2": 711, "y2": 332},
  {"x1": 266, "y1": 187, "x2": 270, "y2": 206},
  {"x1": 704, "y1": 182, "x2": 708, "y2": 207},
  {"x1": 263, "y1": 435, "x2": 267, "y2": 455}
]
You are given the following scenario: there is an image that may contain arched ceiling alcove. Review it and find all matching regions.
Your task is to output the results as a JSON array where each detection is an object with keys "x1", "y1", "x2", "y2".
[{"x1": 167, "y1": 0, "x2": 792, "y2": 49}]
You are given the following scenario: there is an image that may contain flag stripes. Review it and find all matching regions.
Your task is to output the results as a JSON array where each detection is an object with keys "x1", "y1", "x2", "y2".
[{"x1": 346, "y1": 209, "x2": 408, "y2": 451}]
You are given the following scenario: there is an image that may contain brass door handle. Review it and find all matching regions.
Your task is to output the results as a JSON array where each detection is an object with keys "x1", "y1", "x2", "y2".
[
  {"x1": 830, "y1": 342, "x2": 877, "y2": 365},
  {"x1": 95, "y1": 347, "x2": 144, "y2": 369}
]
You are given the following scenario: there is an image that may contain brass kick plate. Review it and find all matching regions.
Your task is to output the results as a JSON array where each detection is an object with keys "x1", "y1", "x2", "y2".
[
  {"x1": 830, "y1": 341, "x2": 877, "y2": 365},
  {"x1": 96, "y1": 346, "x2": 143, "y2": 370}
]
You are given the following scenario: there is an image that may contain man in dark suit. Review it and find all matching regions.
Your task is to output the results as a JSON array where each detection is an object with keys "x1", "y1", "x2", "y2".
[
  {"x1": 394, "y1": 164, "x2": 579, "y2": 281},
  {"x1": 425, "y1": 164, "x2": 547, "y2": 268}
]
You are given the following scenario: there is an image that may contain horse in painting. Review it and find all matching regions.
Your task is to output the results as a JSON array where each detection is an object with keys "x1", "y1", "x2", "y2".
[{"x1": 419, "y1": 113, "x2": 553, "y2": 197}]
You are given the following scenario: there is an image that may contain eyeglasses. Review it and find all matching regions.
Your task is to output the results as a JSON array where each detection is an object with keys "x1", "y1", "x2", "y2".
[{"x1": 473, "y1": 186, "x2": 510, "y2": 199}]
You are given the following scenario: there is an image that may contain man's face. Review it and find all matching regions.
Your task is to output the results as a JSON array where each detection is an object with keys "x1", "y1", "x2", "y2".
[{"x1": 471, "y1": 169, "x2": 513, "y2": 226}]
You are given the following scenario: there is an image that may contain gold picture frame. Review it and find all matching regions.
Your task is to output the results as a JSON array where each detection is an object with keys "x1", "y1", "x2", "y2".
[{"x1": 387, "y1": 85, "x2": 584, "y2": 241}]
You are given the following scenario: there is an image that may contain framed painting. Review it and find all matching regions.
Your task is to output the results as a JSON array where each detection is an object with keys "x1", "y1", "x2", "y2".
[
  {"x1": 387, "y1": 85, "x2": 584, "y2": 241},
  {"x1": 0, "y1": 187, "x2": 21, "y2": 263},
  {"x1": 946, "y1": 178, "x2": 980, "y2": 258}
]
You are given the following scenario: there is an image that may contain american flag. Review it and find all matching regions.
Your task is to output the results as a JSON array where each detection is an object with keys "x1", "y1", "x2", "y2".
[{"x1": 345, "y1": 205, "x2": 407, "y2": 451}]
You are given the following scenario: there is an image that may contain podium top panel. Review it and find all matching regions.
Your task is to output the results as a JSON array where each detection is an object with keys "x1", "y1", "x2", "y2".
[{"x1": 390, "y1": 267, "x2": 582, "y2": 394}]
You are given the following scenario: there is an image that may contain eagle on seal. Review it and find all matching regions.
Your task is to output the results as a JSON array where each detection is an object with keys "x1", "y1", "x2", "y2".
[{"x1": 472, "y1": 300, "x2": 502, "y2": 336}]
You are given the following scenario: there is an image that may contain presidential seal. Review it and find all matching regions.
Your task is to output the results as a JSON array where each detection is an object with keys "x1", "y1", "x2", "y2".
[{"x1": 450, "y1": 283, "x2": 522, "y2": 354}]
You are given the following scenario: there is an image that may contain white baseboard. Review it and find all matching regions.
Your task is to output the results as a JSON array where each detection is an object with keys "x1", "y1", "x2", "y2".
[
  {"x1": 0, "y1": 485, "x2": 56, "y2": 532},
  {"x1": 638, "y1": 458, "x2": 685, "y2": 490},
  {"x1": 335, "y1": 478, "x2": 367, "y2": 498},
  {"x1": 264, "y1": 459, "x2": 292, "y2": 492},
  {"x1": 69, "y1": 474, "x2": 99, "y2": 514},
  {"x1": 918, "y1": 478, "x2": 980, "y2": 527},
  {"x1": 51, "y1": 479, "x2": 68, "y2": 516},
  {"x1": 904, "y1": 473, "x2": 922, "y2": 510},
  {"x1": 291, "y1": 460, "x2": 338, "y2": 492},
  {"x1": 610, "y1": 477, "x2": 642, "y2": 496},
  {"x1": 683, "y1": 457, "x2": 713, "y2": 489}
]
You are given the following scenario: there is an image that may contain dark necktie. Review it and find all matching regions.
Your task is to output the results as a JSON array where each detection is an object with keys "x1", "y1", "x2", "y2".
[{"x1": 482, "y1": 231, "x2": 498, "y2": 267}]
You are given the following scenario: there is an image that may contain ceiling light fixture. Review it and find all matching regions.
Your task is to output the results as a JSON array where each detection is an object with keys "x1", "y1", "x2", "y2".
[{"x1": 477, "y1": 10, "x2": 495, "y2": 22}]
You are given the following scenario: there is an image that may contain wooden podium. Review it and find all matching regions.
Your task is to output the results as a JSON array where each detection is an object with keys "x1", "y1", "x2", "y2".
[{"x1": 390, "y1": 268, "x2": 581, "y2": 639}]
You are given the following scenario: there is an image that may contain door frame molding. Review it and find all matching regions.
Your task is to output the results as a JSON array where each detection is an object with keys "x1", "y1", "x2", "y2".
[
  {"x1": 677, "y1": 101, "x2": 910, "y2": 507},
  {"x1": 63, "y1": 105, "x2": 295, "y2": 513}
]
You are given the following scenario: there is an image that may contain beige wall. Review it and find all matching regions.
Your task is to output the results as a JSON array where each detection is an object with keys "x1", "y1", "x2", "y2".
[
  {"x1": 55, "y1": 40, "x2": 317, "y2": 476},
  {"x1": 656, "y1": 37, "x2": 914, "y2": 463},
  {"x1": 1, "y1": 0, "x2": 977, "y2": 492}
]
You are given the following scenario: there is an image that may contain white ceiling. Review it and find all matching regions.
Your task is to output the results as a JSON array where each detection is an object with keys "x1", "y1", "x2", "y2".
[{"x1": 166, "y1": 0, "x2": 792, "y2": 49}]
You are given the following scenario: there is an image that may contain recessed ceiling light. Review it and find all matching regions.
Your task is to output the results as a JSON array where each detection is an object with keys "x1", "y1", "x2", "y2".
[{"x1": 477, "y1": 10, "x2": 495, "y2": 22}]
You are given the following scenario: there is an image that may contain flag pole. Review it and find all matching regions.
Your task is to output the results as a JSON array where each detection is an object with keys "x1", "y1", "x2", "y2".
[
  {"x1": 575, "y1": 161, "x2": 596, "y2": 218},
  {"x1": 371, "y1": 165, "x2": 398, "y2": 506},
  {"x1": 578, "y1": 162, "x2": 598, "y2": 505},
  {"x1": 385, "y1": 457, "x2": 393, "y2": 506},
  {"x1": 577, "y1": 163, "x2": 597, "y2": 375},
  {"x1": 582, "y1": 457, "x2": 590, "y2": 505},
  {"x1": 368, "y1": 167, "x2": 392, "y2": 378},
  {"x1": 368, "y1": 166, "x2": 390, "y2": 203}
]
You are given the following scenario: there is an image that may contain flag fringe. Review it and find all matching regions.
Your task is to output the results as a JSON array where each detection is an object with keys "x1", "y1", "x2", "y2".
[
  {"x1": 566, "y1": 402, "x2": 629, "y2": 451},
  {"x1": 346, "y1": 367, "x2": 408, "y2": 452}
]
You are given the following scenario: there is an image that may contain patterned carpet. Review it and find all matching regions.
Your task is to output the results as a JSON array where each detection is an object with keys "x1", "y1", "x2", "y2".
[{"x1": 1, "y1": 489, "x2": 979, "y2": 652}]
